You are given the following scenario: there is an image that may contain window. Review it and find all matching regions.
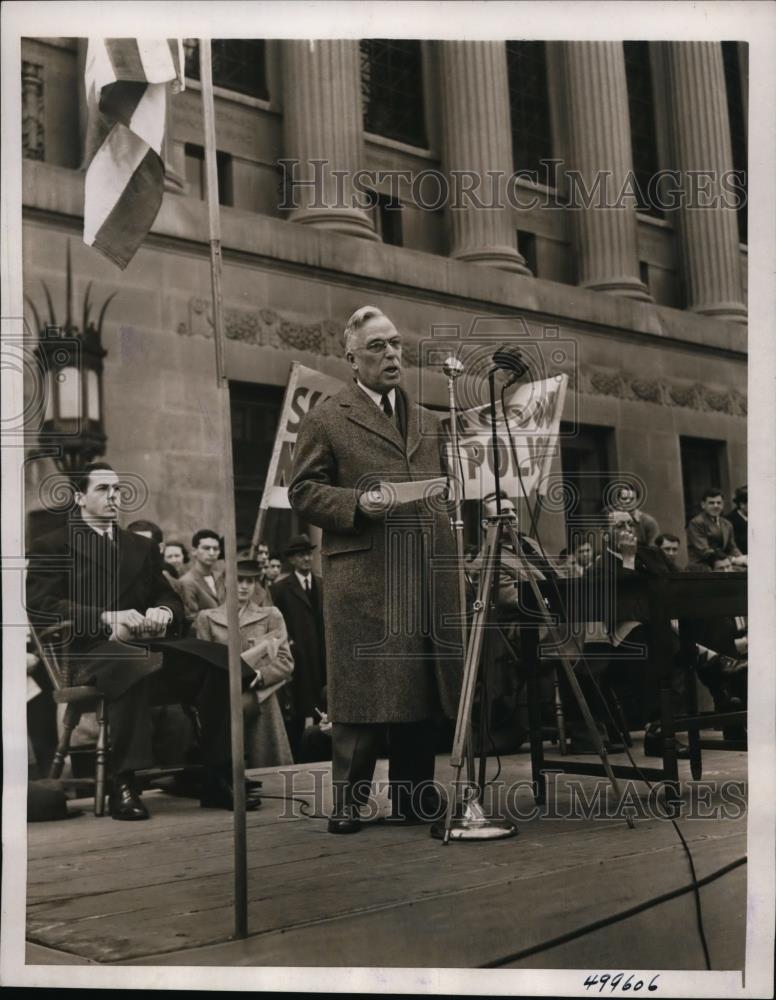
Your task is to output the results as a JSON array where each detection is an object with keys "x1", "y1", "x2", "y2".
[
  {"x1": 185, "y1": 40, "x2": 268, "y2": 101},
  {"x1": 230, "y1": 382, "x2": 288, "y2": 550},
  {"x1": 679, "y1": 436, "x2": 726, "y2": 525},
  {"x1": 360, "y1": 40, "x2": 427, "y2": 147},
  {"x1": 559, "y1": 423, "x2": 616, "y2": 524},
  {"x1": 623, "y1": 41, "x2": 662, "y2": 217},
  {"x1": 184, "y1": 143, "x2": 233, "y2": 206},
  {"x1": 506, "y1": 41, "x2": 553, "y2": 184},
  {"x1": 721, "y1": 41, "x2": 747, "y2": 245},
  {"x1": 517, "y1": 230, "x2": 537, "y2": 275},
  {"x1": 371, "y1": 191, "x2": 404, "y2": 246}
]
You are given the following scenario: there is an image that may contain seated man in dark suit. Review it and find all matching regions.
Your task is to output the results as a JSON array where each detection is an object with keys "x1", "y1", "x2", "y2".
[{"x1": 26, "y1": 462, "x2": 260, "y2": 821}]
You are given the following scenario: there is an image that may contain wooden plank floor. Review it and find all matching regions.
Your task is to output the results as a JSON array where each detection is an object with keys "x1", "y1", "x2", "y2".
[{"x1": 26, "y1": 745, "x2": 748, "y2": 969}]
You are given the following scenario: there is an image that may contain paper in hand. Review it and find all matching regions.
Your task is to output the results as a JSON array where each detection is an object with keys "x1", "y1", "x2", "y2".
[{"x1": 367, "y1": 476, "x2": 448, "y2": 506}]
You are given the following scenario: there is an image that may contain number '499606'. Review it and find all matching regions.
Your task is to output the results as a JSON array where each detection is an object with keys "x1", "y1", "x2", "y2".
[{"x1": 583, "y1": 973, "x2": 660, "y2": 992}]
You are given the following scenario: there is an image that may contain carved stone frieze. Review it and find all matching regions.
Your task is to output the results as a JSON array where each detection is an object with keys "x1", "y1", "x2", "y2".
[{"x1": 175, "y1": 297, "x2": 746, "y2": 414}]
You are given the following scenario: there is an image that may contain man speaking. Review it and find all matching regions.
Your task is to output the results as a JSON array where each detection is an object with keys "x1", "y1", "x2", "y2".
[{"x1": 288, "y1": 306, "x2": 463, "y2": 834}]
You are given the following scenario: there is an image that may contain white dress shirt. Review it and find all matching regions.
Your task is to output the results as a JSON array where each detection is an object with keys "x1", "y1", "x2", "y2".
[{"x1": 356, "y1": 380, "x2": 396, "y2": 414}]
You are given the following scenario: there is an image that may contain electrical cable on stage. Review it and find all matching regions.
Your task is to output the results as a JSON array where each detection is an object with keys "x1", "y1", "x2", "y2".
[
  {"x1": 479, "y1": 855, "x2": 746, "y2": 968},
  {"x1": 500, "y1": 384, "x2": 717, "y2": 971}
]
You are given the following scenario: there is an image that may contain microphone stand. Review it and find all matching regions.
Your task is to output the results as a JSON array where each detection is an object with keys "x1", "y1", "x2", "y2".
[
  {"x1": 436, "y1": 365, "x2": 633, "y2": 843},
  {"x1": 444, "y1": 359, "x2": 468, "y2": 648},
  {"x1": 443, "y1": 358, "x2": 475, "y2": 788}
]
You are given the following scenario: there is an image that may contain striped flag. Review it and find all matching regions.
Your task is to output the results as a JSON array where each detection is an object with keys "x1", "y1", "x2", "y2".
[{"x1": 83, "y1": 39, "x2": 184, "y2": 269}]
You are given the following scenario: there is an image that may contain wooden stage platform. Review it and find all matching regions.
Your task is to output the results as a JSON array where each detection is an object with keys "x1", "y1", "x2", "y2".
[{"x1": 26, "y1": 741, "x2": 748, "y2": 971}]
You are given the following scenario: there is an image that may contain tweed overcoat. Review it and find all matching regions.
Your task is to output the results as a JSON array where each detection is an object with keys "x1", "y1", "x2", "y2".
[
  {"x1": 288, "y1": 381, "x2": 463, "y2": 724},
  {"x1": 195, "y1": 601, "x2": 294, "y2": 767}
]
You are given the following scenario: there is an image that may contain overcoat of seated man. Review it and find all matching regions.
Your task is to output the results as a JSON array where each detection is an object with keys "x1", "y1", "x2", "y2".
[{"x1": 26, "y1": 462, "x2": 260, "y2": 821}]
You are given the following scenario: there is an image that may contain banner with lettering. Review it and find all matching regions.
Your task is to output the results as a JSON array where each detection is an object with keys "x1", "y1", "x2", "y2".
[
  {"x1": 445, "y1": 374, "x2": 568, "y2": 500},
  {"x1": 258, "y1": 362, "x2": 345, "y2": 511}
]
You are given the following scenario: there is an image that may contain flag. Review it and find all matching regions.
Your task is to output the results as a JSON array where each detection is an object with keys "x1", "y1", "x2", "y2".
[{"x1": 83, "y1": 38, "x2": 184, "y2": 269}]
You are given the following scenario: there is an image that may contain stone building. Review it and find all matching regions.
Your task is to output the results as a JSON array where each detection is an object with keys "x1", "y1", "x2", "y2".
[{"x1": 21, "y1": 38, "x2": 747, "y2": 559}]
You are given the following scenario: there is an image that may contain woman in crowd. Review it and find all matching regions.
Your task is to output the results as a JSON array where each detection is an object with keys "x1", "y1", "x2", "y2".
[{"x1": 195, "y1": 560, "x2": 294, "y2": 768}]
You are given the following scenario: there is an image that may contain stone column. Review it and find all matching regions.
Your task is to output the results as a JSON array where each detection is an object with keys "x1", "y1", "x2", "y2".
[
  {"x1": 562, "y1": 42, "x2": 651, "y2": 300},
  {"x1": 438, "y1": 41, "x2": 530, "y2": 273},
  {"x1": 737, "y1": 42, "x2": 748, "y2": 145},
  {"x1": 76, "y1": 40, "x2": 89, "y2": 167},
  {"x1": 281, "y1": 40, "x2": 378, "y2": 240},
  {"x1": 665, "y1": 42, "x2": 746, "y2": 323}
]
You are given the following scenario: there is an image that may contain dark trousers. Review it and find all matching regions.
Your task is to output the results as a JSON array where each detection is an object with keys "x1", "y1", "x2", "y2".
[
  {"x1": 107, "y1": 651, "x2": 233, "y2": 774},
  {"x1": 331, "y1": 720, "x2": 437, "y2": 818}
]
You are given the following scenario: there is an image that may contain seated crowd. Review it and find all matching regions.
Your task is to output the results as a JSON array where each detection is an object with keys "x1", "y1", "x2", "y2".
[{"x1": 25, "y1": 463, "x2": 747, "y2": 820}]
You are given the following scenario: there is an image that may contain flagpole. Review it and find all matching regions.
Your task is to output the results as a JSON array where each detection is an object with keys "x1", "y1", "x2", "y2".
[{"x1": 199, "y1": 38, "x2": 248, "y2": 940}]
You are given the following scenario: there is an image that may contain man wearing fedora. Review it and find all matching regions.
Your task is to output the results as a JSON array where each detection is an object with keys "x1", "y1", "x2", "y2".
[
  {"x1": 270, "y1": 534, "x2": 327, "y2": 760},
  {"x1": 288, "y1": 306, "x2": 463, "y2": 834}
]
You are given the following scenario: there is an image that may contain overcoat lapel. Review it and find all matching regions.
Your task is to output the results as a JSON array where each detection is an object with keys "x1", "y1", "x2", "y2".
[
  {"x1": 341, "y1": 382, "x2": 405, "y2": 453},
  {"x1": 404, "y1": 394, "x2": 425, "y2": 460},
  {"x1": 288, "y1": 572, "x2": 313, "y2": 611}
]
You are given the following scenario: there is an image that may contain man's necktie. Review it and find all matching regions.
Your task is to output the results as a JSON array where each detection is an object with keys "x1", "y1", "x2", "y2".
[
  {"x1": 304, "y1": 576, "x2": 311, "y2": 592},
  {"x1": 381, "y1": 394, "x2": 393, "y2": 418}
]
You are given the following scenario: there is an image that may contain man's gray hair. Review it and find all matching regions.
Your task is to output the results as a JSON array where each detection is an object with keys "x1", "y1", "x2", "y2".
[{"x1": 343, "y1": 305, "x2": 386, "y2": 354}]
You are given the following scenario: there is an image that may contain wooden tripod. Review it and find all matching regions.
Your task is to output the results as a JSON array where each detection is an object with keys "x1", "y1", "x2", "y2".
[{"x1": 440, "y1": 510, "x2": 635, "y2": 844}]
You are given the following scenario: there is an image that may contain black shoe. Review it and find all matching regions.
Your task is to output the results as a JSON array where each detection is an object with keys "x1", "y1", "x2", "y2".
[
  {"x1": 110, "y1": 778, "x2": 150, "y2": 821},
  {"x1": 643, "y1": 726, "x2": 690, "y2": 760},
  {"x1": 200, "y1": 771, "x2": 262, "y2": 811},
  {"x1": 327, "y1": 809, "x2": 361, "y2": 834}
]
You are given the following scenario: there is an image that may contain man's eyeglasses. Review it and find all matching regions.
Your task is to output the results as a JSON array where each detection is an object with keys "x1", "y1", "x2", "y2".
[{"x1": 361, "y1": 337, "x2": 402, "y2": 355}]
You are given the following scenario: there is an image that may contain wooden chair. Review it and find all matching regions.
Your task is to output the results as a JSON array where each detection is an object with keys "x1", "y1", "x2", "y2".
[
  {"x1": 30, "y1": 621, "x2": 109, "y2": 816},
  {"x1": 30, "y1": 622, "x2": 206, "y2": 817}
]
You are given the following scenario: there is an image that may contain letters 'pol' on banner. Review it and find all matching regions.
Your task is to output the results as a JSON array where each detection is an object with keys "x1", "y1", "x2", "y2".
[{"x1": 445, "y1": 374, "x2": 568, "y2": 501}]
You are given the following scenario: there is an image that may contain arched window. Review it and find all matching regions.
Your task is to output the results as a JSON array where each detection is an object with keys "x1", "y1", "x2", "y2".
[
  {"x1": 505, "y1": 41, "x2": 553, "y2": 185},
  {"x1": 360, "y1": 40, "x2": 427, "y2": 148},
  {"x1": 623, "y1": 41, "x2": 661, "y2": 217},
  {"x1": 185, "y1": 40, "x2": 268, "y2": 101},
  {"x1": 721, "y1": 42, "x2": 747, "y2": 245}
]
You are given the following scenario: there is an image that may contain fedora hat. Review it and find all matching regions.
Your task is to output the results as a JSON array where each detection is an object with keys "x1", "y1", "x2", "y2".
[
  {"x1": 284, "y1": 533, "x2": 316, "y2": 556},
  {"x1": 28, "y1": 779, "x2": 82, "y2": 822}
]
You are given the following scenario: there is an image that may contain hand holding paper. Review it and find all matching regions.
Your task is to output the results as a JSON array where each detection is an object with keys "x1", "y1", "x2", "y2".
[{"x1": 359, "y1": 477, "x2": 448, "y2": 518}]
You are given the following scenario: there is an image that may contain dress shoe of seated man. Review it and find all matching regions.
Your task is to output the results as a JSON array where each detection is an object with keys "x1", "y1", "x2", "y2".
[{"x1": 26, "y1": 463, "x2": 262, "y2": 821}]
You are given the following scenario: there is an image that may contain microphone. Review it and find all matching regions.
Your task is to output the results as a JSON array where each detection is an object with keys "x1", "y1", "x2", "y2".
[
  {"x1": 442, "y1": 356, "x2": 465, "y2": 380},
  {"x1": 490, "y1": 345, "x2": 529, "y2": 387}
]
